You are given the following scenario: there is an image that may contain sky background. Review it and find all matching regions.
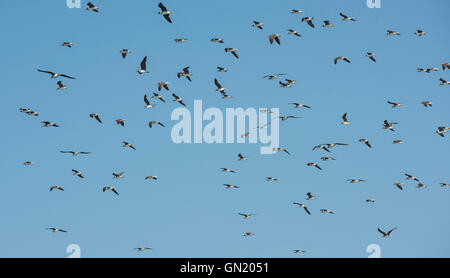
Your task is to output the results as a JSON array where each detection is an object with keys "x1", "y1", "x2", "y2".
[{"x1": 0, "y1": 0, "x2": 449, "y2": 258}]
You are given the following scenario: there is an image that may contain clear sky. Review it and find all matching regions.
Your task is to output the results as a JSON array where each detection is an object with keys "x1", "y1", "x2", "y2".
[{"x1": 0, "y1": 0, "x2": 449, "y2": 258}]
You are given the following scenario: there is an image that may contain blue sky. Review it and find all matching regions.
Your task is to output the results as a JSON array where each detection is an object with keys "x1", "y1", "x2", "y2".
[{"x1": 0, "y1": 0, "x2": 449, "y2": 258}]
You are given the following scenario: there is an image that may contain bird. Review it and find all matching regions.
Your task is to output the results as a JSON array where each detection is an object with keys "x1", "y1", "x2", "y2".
[
  {"x1": 238, "y1": 213, "x2": 255, "y2": 219},
  {"x1": 269, "y1": 34, "x2": 281, "y2": 45},
  {"x1": 417, "y1": 67, "x2": 438, "y2": 73},
  {"x1": 273, "y1": 147, "x2": 290, "y2": 155},
  {"x1": 237, "y1": 153, "x2": 247, "y2": 161},
  {"x1": 223, "y1": 184, "x2": 239, "y2": 189},
  {"x1": 19, "y1": 108, "x2": 39, "y2": 116},
  {"x1": 175, "y1": 38, "x2": 188, "y2": 43},
  {"x1": 386, "y1": 30, "x2": 401, "y2": 36},
  {"x1": 416, "y1": 183, "x2": 427, "y2": 189},
  {"x1": 439, "y1": 78, "x2": 450, "y2": 85},
  {"x1": 120, "y1": 49, "x2": 132, "y2": 59},
  {"x1": 103, "y1": 186, "x2": 119, "y2": 196},
  {"x1": 137, "y1": 56, "x2": 149, "y2": 74},
  {"x1": 421, "y1": 101, "x2": 432, "y2": 107},
  {"x1": 291, "y1": 10, "x2": 304, "y2": 14},
  {"x1": 301, "y1": 17, "x2": 315, "y2": 28},
  {"x1": 214, "y1": 78, "x2": 226, "y2": 93},
  {"x1": 145, "y1": 176, "x2": 158, "y2": 180},
  {"x1": 264, "y1": 73, "x2": 286, "y2": 80},
  {"x1": 135, "y1": 247, "x2": 152, "y2": 252},
  {"x1": 41, "y1": 121, "x2": 59, "y2": 127},
  {"x1": 122, "y1": 141, "x2": 136, "y2": 150},
  {"x1": 392, "y1": 140, "x2": 404, "y2": 144},
  {"x1": 365, "y1": 52, "x2": 376, "y2": 62},
  {"x1": 440, "y1": 183, "x2": 450, "y2": 188},
  {"x1": 347, "y1": 179, "x2": 366, "y2": 183},
  {"x1": 177, "y1": 67, "x2": 192, "y2": 82},
  {"x1": 287, "y1": 29, "x2": 302, "y2": 37},
  {"x1": 387, "y1": 101, "x2": 403, "y2": 108},
  {"x1": 37, "y1": 69, "x2": 75, "y2": 79},
  {"x1": 225, "y1": 48, "x2": 239, "y2": 59},
  {"x1": 293, "y1": 202, "x2": 311, "y2": 215},
  {"x1": 151, "y1": 93, "x2": 166, "y2": 103},
  {"x1": 322, "y1": 20, "x2": 334, "y2": 27},
  {"x1": 366, "y1": 199, "x2": 375, "y2": 203},
  {"x1": 50, "y1": 185, "x2": 64, "y2": 191},
  {"x1": 112, "y1": 172, "x2": 125, "y2": 179},
  {"x1": 383, "y1": 120, "x2": 398, "y2": 131},
  {"x1": 293, "y1": 250, "x2": 307, "y2": 254},
  {"x1": 378, "y1": 227, "x2": 397, "y2": 238},
  {"x1": 326, "y1": 143, "x2": 349, "y2": 149},
  {"x1": 86, "y1": 2, "x2": 99, "y2": 12},
  {"x1": 436, "y1": 126, "x2": 449, "y2": 137},
  {"x1": 116, "y1": 118, "x2": 126, "y2": 127},
  {"x1": 157, "y1": 2, "x2": 173, "y2": 23},
  {"x1": 321, "y1": 157, "x2": 335, "y2": 161},
  {"x1": 57, "y1": 81, "x2": 68, "y2": 90},
  {"x1": 23, "y1": 161, "x2": 34, "y2": 166},
  {"x1": 414, "y1": 30, "x2": 426, "y2": 36},
  {"x1": 210, "y1": 38, "x2": 224, "y2": 43},
  {"x1": 46, "y1": 228, "x2": 68, "y2": 233},
  {"x1": 252, "y1": 21, "x2": 264, "y2": 29},
  {"x1": 313, "y1": 144, "x2": 331, "y2": 153},
  {"x1": 279, "y1": 115, "x2": 300, "y2": 121},
  {"x1": 60, "y1": 151, "x2": 91, "y2": 156},
  {"x1": 72, "y1": 169, "x2": 84, "y2": 178},
  {"x1": 149, "y1": 121, "x2": 165, "y2": 128},
  {"x1": 359, "y1": 139, "x2": 372, "y2": 148},
  {"x1": 307, "y1": 162, "x2": 322, "y2": 170},
  {"x1": 243, "y1": 232, "x2": 254, "y2": 237},
  {"x1": 320, "y1": 209, "x2": 335, "y2": 214},
  {"x1": 158, "y1": 81, "x2": 170, "y2": 91},
  {"x1": 221, "y1": 168, "x2": 236, "y2": 173},
  {"x1": 306, "y1": 192, "x2": 317, "y2": 200},
  {"x1": 217, "y1": 66, "x2": 228, "y2": 72},
  {"x1": 441, "y1": 62, "x2": 450, "y2": 70},
  {"x1": 289, "y1": 102, "x2": 311, "y2": 109},
  {"x1": 394, "y1": 182, "x2": 405, "y2": 190},
  {"x1": 341, "y1": 113, "x2": 351, "y2": 125},
  {"x1": 61, "y1": 42, "x2": 73, "y2": 48},
  {"x1": 334, "y1": 56, "x2": 351, "y2": 64},
  {"x1": 339, "y1": 13, "x2": 356, "y2": 21},
  {"x1": 144, "y1": 94, "x2": 155, "y2": 109},
  {"x1": 405, "y1": 173, "x2": 420, "y2": 181},
  {"x1": 172, "y1": 94, "x2": 186, "y2": 106},
  {"x1": 266, "y1": 177, "x2": 278, "y2": 181},
  {"x1": 89, "y1": 113, "x2": 102, "y2": 123}
]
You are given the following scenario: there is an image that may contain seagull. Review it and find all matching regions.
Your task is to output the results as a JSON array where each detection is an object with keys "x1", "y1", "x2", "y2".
[
  {"x1": 287, "y1": 29, "x2": 302, "y2": 37},
  {"x1": 279, "y1": 115, "x2": 300, "y2": 121},
  {"x1": 19, "y1": 108, "x2": 39, "y2": 116},
  {"x1": 175, "y1": 38, "x2": 188, "y2": 43},
  {"x1": 291, "y1": 10, "x2": 304, "y2": 14},
  {"x1": 339, "y1": 13, "x2": 356, "y2": 21},
  {"x1": 243, "y1": 232, "x2": 254, "y2": 237},
  {"x1": 421, "y1": 101, "x2": 432, "y2": 107},
  {"x1": 149, "y1": 121, "x2": 165, "y2": 128},
  {"x1": 60, "y1": 151, "x2": 91, "y2": 156},
  {"x1": 221, "y1": 168, "x2": 236, "y2": 173},
  {"x1": 157, "y1": 81, "x2": 170, "y2": 91},
  {"x1": 383, "y1": 120, "x2": 398, "y2": 131},
  {"x1": 307, "y1": 162, "x2": 322, "y2": 170},
  {"x1": 252, "y1": 21, "x2": 264, "y2": 30},
  {"x1": 135, "y1": 247, "x2": 152, "y2": 252},
  {"x1": 225, "y1": 48, "x2": 239, "y2": 59},
  {"x1": 61, "y1": 42, "x2": 73, "y2": 48},
  {"x1": 417, "y1": 67, "x2": 438, "y2": 73},
  {"x1": 211, "y1": 38, "x2": 224, "y2": 43},
  {"x1": 439, "y1": 78, "x2": 450, "y2": 85},
  {"x1": 172, "y1": 94, "x2": 186, "y2": 106},
  {"x1": 359, "y1": 139, "x2": 372, "y2": 148},
  {"x1": 116, "y1": 118, "x2": 126, "y2": 127},
  {"x1": 405, "y1": 173, "x2": 419, "y2": 181},
  {"x1": 214, "y1": 78, "x2": 226, "y2": 93},
  {"x1": 341, "y1": 113, "x2": 351, "y2": 125},
  {"x1": 320, "y1": 157, "x2": 335, "y2": 161},
  {"x1": 414, "y1": 30, "x2": 426, "y2": 36},
  {"x1": 320, "y1": 209, "x2": 335, "y2": 214},
  {"x1": 217, "y1": 66, "x2": 228, "y2": 72},
  {"x1": 46, "y1": 228, "x2": 67, "y2": 233},
  {"x1": 387, "y1": 101, "x2": 403, "y2": 108},
  {"x1": 306, "y1": 192, "x2": 317, "y2": 200},
  {"x1": 137, "y1": 56, "x2": 149, "y2": 74},
  {"x1": 440, "y1": 183, "x2": 450, "y2": 188},
  {"x1": 112, "y1": 172, "x2": 125, "y2": 179},
  {"x1": 177, "y1": 67, "x2": 192, "y2": 82},
  {"x1": 387, "y1": 30, "x2": 401, "y2": 36},
  {"x1": 264, "y1": 73, "x2": 286, "y2": 80},
  {"x1": 378, "y1": 227, "x2": 397, "y2": 238},
  {"x1": 72, "y1": 169, "x2": 84, "y2": 178},
  {"x1": 366, "y1": 199, "x2": 375, "y2": 203},
  {"x1": 103, "y1": 186, "x2": 119, "y2": 196},
  {"x1": 322, "y1": 20, "x2": 334, "y2": 27},
  {"x1": 416, "y1": 183, "x2": 427, "y2": 189},
  {"x1": 220, "y1": 91, "x2": 232, "y2": 99},
  {"x1": 347, "y1": 179, "x2": 366, "y2": 183},
  {"x1": 437, "y1": 126, "x2": 449, "y2": 137},
  {"x1": 57, "y1": 81, "x2": 68, "y2": 90},
  {"x1": 293, "y1": 202, "x2": 311, "y2": 215},
  {"x1": 394, "y1": 182, "x2": 405, "y2": 190},
  {"x1": 293, "y1": 250, "x2": 307, "y2": 254},
  {"x1": 365, "y1": 52, "x2": 376, "y2": 62},
  {"x1": 37, "y1": 70, "x2": 75, "y2": 79},
  {"x1": 41, "y1": 121, "x2": 59, "y2": 127},
  {"x1": 24, "y1": 161, "x2": 34, "y2": 166},
  {"x1": 237, "y1": 153, "x2": 247, "y2": 161},
  {"x1": 392, "y1": 140, "x2": 404, "y2": 144},
  {"x1": 120, "y1": 49, "x2": 132, "y2": 59},
  {"x1": 50, "y1": 185, "x2": 64, "y2": 191},
  {"x1": 273, "y1": 147, "x2": 290, "y2": 155},
  {"x1": 157, "y1": 2, "x2": 173, "y2": 23},
  {"x1": 269, "y1": 34, "x2": 281, "y2": 45},
  {"x1": 223, "y1": 184, "x2": 239, "y2": 189},
  {"x1": 145, "y1": 176, "x2": 158, "y2": 180},
  {"x1": 289, "y1": 102, "x2": 311, "y2": 109},
  {"x1": 86, "y1": 2, "x2": 99, "y2": 12},
  {"x1": 285, "y1": 79, "x2": 296, "y2": 85},
  {"x1": 301, "y1": 17, "x2": 315, "y2": 28},
  {"x1": 441, "y1": 62, "x2": 450, "y2": 70},
  {"x1": 238, "y1": 213, "x2": 255, "y2": 219},
  {"x1": 266, "y1": 177, "x2": 278, "y2": 181},
  {"x1": 122, "y1": 141, "x2": 136, "y2": 150},
  {"x1": 89, "y1": 113, "x2": 102, "y2": 123},
  {"x1": 144, "y1": 94, "x2": 155, "y2": 109},
  {"x1": 152, "y1": 93, "x2": 166, "y2": 103},
  {"x1": 326, "y1": 143, "x2": 349, "y2": 149},
  {"x1": 313, "y1": 144, "x2": 331, "y2": 153},
  {"x1": 334, "y1": 56, "x2": 351, "y2": 64}
]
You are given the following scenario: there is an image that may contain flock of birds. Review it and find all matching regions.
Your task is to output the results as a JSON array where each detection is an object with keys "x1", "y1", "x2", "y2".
[{"x1": 17, "y1": 2, "x2": 450, "y2": 256}]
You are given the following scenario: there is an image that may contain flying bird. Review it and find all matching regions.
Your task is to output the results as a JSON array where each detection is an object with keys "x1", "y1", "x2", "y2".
[
  {"x1": 347, "y1": 179, "x2": 366, "y2": 183},
  {"x1": 301, "y1": 17, "x2": 315, "y2": 28},
  {"x1": 269, "y1": 34, "x2": 281, "y2": 45},
  {"x1": 291, "y1": 10, "x2": 304, "y2": 14},
  {"x1": 394, "y1": 182, "x2": 405, "y2": 190},
  {"x1": 120, "y1": 49, "x2": 132, "y2": 59},
  {"x1": 289, "y1": 102, "x2": 311, "y2": 109},
  {"x1": 341, "y1": 113, "x2": 351, "y2": 125},
  {"x1": 405, "y1": 173, "x2": 419, "y2": 181},
  {"x1": 116, "y1": 118, "x2": 126, "y2": 127},
  {"x1": 293, "y1": 202, "x2": 311, "y2": 215},
  {"x1": 172, "y1": 94, "x2": 186, "y2": 106},
  {"x1": 60, "y1": 151, "x2": 91, "y2": 156},
  {"x1": 339, "y1": 13, "x2": 356, "y2": 21},
  {"x1": 103, "y1": 186, "x2": 119, "y2": 196},
  {"x1": 61, "y1": 42, "x2": 73, "y2": 48},
  {"x1": 386, "y1": 30, "x2": 401, "y2": 36},
  {"x1": 266, "y1": 177, "x2": 278, "y2": 181},
  {"x1": 334, "y1": 56, "x2": 351, "y2": 64},
  {"x1": 37, "y1": 70, "x2": 75, "y2": 79},
  {"x1": 89, "y1": 113, "x2": 102, "y2": 123},
  {"x1": 378, "y1": 227, "x2": 397, "y2": 237},
  {"x1": 306, "y1": 192, "x2": 317, "y2": 200},
  {"x1": 221, "y1": 168, "x2": 236, "y2": 173},
  {"x1": 322, "y1": 20, "x2": 334, "y2": 27},
  {"x1": 157, "y1": 2, "x2": 173, "y2": 23},
  {"x1": 365, "y1": 52, "x2": 376, "y2": 62},
  {"x1": 238, "y1": 213, "x2": 255, "y2": 219},
  {"x1": 307, "y1": 162, "x2": 322, "y2": 170},
  {"x1": 175, "y1": 38, "x2": 188, "y2": 43},
  {"x1": 264, "y1": 73, "x2": 286, "y2": 80},
  {"x1": 287, "y1": 29, "x2": 302, "y2": 37},
  {"x1": 441, "y1": 62, "x2": 450, "y2": 70},
  {"x1": 135, "y1": 247, "x2": 152, "y2": 252},
  {"x1": 421, "y1": 101, "x2": 432, "y2": 107},
  {"x1": 144, "y1": 94, "x2": 155, "y2": 109},
  {"x1": 137, "y1": 56, "x2": 149, "y2": 74},
  {"x1": 439, "y1": 78, "x2": 450, "y2": 85},
  {"x1": 320, "y1": 209, "x2": 335, "y2": 214},
  {"x1": 122, "y1": 141, "x2": 136, "y2": 150},
  {"x1": 387, "y1": 101, "x2": 403, "y2": 108},
  {"x1": 50, "y1": 185, "x2": 64, "y2": 191},
  {"x1": 383, "y1": 120, "x2": 398, "y2": 131},
  {"x1": 359, "y1": 138, "x2": 372, "y2": 148},
  {"x1": 211, "y1": 38, "x2": 224, "y2": 43},
  {"x1": 158, "y1": 81, "x2": 170, "y2": 91},
  {"x1": 149, "y1": 121, "x2": 165, "y2": 128},
  {"x1": 217, "y1": 66, "x2": 228, "y2": 72},
  {"x1": 145, "y1": 176, "x2": 158, "y2": 180},
  {"x1": 214, "y1": 78, "x2": 226, "y2": 93},
  {"x1": 46, "y1": 228, "x2": 67, "y2": 233},
  {"x1": 177, "y1": 67, "x2": 192, "y2": 82},
  {"x1": 41, "y1": 121, "x2": 59, "y2": 127},
  {"x1": 72, "y1": 169, "x2": 84, "y2": 178},
  {"x1": 252, "y1": 21, "x2": 264, "y2": 30},
  {"x1": 237, "y1": 153, "x2": 247, "y2": 161},
  {"x1": 86, "y1": 2, "x2": 99, "y2": 12},
  {"x1": 414, "y1": 30, "x2": 426, "y2": 36},
  {"x1": 223, "y1": 184, "x2": 239, "y2": 189},
  {"x1": 225, "y1": 48, "x2": 239, "y2": 59},
  {"x1": 273, "y1": 147, "x2": 290, "y2": 155},
  {"x1": 56, "y1": 81, "x2": 68, "y2": 90},
  {"x1": 152, "y1": 93, "x2": 166, "y2": 103},
  {"x1": 112, "y1": 172, "x2": 125, "y2": 179}
]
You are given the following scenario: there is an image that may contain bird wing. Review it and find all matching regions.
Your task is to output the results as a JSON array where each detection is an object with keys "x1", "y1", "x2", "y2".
[
  {"x1": 60, "y1": 74, "x2": 76, "y2": 79},
  {"x1": 144, "y1": 94, "x2": 150, "y2": 105},
  {"x1": 163, "y1": 14, "x2": 172, "y2": 23},
  {"x1": 377, "y1": 228, "x2": 387, "y2": 236},
  {"x1": 307, "y1": 19, "x2": 315, "y2": 28},
  {"x1": 158, "y1": 2, "x2": 167, "y2": 11},
  {"x1": 274, "y1": 36, "x2": 281, "y2": 45},
  {"x1": 95, "y1": 115, "x2": 102, "y2": 123},
  {"x1": 304, "y1": 206, "x2": 311, "y2": 215},
  {"x1": 141, "y1": 56, "x2": 147, "y2": 70},
  {"x1": 37, "y1": 69, "x2": 54, "y2": 75},
  {"x1": 214, "y1": 78, "x2": 222, "y2": 88}
]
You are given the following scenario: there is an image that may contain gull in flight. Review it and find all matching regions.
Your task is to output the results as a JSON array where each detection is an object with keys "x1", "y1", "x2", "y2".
[
  {"x1": 112, "y1": 172, "x2": 125, "y2": 179},
  {"x1": 279, "y1": 115, "x2": 300, "y2": 121},
  {"x1": 24, "y1": 161, "x2": 34, "y2": 166},
  {"x1": 320, "y1": 209, "x2": 335, "y2": 214},
  {"x1": 322, "y1": 20, "x2": 334, "y2": 27},
  {"x1": 387, "y1": 30, "x2": 401, "y2": 36},
  {"x1": 269, "y1": 34, "x2": 281, "y2": 45},
  {"x1": 152, "y1": 93, "x2": 166, "y2": 103},
  {"x1": 287, "y1": 29, "x2": 302, "y2": 37},
  {"x1": 46, "y1": 228, "x2": 68, "y2": 233},
  {"x1": 294, "y1": 250, "x2": 307, "y2": 254},
  {"x1": 392, "y1": 140, "x2": 404, "y2": 144},
  {"x1": 177, "y1": 67, "x2": 192, "y2": 82},
  {"x1": 301, "y1": 17, "x2": 315, "y2": 28},
  {"x1": 238, "y1": 213, "x2": 255, "y2": 219},
  {"x1": 289, "y1": 102, "x2": 311, "y2": 109},
  {"x1": 291, "y1": 10, "x2": 304, "y2": 14},
  {"x1": 243, "y1": 232, "x2": 254, "y2": 237},
  {"x1": 439, "y1": 78, "x2": 450, "y2": 85},
  {"x1": 116, "y1": 118, "x2": 126, "y2": 127},
  {"x1": 89, "y1": 113, "x2": 102, "y2": 123},
  {"x1": 334, "y1": 56, "x2": 351, "y2": 64},
  {"x1": 387, "y1": 101, "x2": 403, "y2": 108},
  {"x1": 347, "y1": 179, "x2": 366, "y2": 183},
  {"x1": 441, "y1": 62, "x2": 450, "y2": 70},
  {"x1": 20, "y1": 108, "x2": 39, "y2": 116},
  {"x1": 225, "y1": 48, "x2": 239, "y2": 59},
  {"x1": 175, "y1": 38, "x2": 188, "y2": 43},
  {"x1": 57, "y1": 81, "x2": 68, "y2": 90},
  {"x1": 37, "y1": 69, "x2": 75, "y2": 79},
  {"x1": 421, "y1": 101, "x2": 432, "y2": 107},
  {"x1": 149, "y1": 121, "x2": 165, "y2": 128},
  {"x1": 378, "y1": 227, "x2": 397, "y2": 238},
  {"x1": 437, "y1": 126, "x2": 449, "y2": 137},
  {"x1": 223, "y1": 184, "x2": 239, "y2": 189},
  {"x1": 144, "y1": 94, "x2": 155, "y2": 109},
  {"x1": 214, "y1": 78, "x2": 226, "y2": 93},
  {"x1": 405, "y1": 173, "x2": 419, "y2": 181},
  {"x1": 359, "y1": 139, "x2": 372, "y2": 148},
  {"x1": 383, "y1": 120, "x2": 398, "y2": 131},
  {"x1": 321, "y1": 157, "x2": 335, "y2": 161},
  {"x1": 72, "y1": 169, "x2": 84, "y2": 179},
  {"x1": 41, "y1": 121, "x2": 59, "y2": 127},
  {"x1": 293, "y1": 202, "x2": 311, "y2": 215},
  {"x1": 440, "y1": 183, "x2": 450, "y2": 188},
  {"x1": 137, "y1": 56, "x2": 149, "y2": 74},
  {"x1": 394, "y1": 182, "x2": 405, "y2": 190},
  {"x1": 273, "y1": 147, "x2": 290, "y2": 155},
  {"x1": 307, "y1": 162, "x2": 322, "y2": 170},
  {"x1": 237, "y1": 153, "x2": 247, "y2": 161},
  {"x1": 145, "y1": 176, "x2": 158, "y2": 180},
  {"x1": 417, "y1": 67, "x2": 438, "y2": 73},
  {"x1": 264, "y1": 73, "x2": 286, "y2": 80},
  {"x1": 120, "y1": 49, "x2": 132, "y2": 59},
  {"x1": 339, "y1": 13, "x2": 356, "y2": 21},
  {"x1": 252, "y1": 21, "x2": 264, "y2": 29},
  {"x1": 135, "y1": 247, "x2": 152, "y2": 252},
  {"x1": 221, "y1": 168, "x2": 236, "y2": 173},
  {"x1": 60, "y1": 151, "x2": 91, "y2": 156},
  {"x1": 266, "y1": 177, "x2": 278, "y2": 181},
  {"x1": 217, "y1": 66, "x2": 228, "y2": 72},
  {"x1": 211, "y1": 38, "x2": 224, "y2": 43},
  {"x1": 122, "y1": 141, "x2": 136, "y2": 150},
  {"x1": 103, "y1": 186, "x2": 119, "y2": 196},
  {"x1": 158, "y1": 81, "x2": 170, "y2": 91},
  {"x1": 61, "y1": 42, "x2": 73, "y2": 48},
  {"x1": 365, "y1": 52, "x2": 376, "y2": 62},
  {"x1": 50, "y1": 185, "x2": 64, "y2": 191},
  {"x1": 172, "y1": 94, "x2": 186, "y2": 106},
  {"x1": 366, "y1": 199, "x2": 375, "y2": 203},
  {"x1": 157, "y1": 2, "x2": 173, "y2": 23},
  {"x1": 86, "y1": 2, "x2": 99, "y2": 12},
  {"x1": 306, "y1": 192, "x2": 317, "y2": 200},
  {"x1": 414, "y1": 30, "x2": 426, "y2": 36},
  {"x1": 341, "y1": 113, "x2": 351, "y2": 125},
  {"x1": 313, "y1": 144, "x2": 331, "y2": 153}
]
